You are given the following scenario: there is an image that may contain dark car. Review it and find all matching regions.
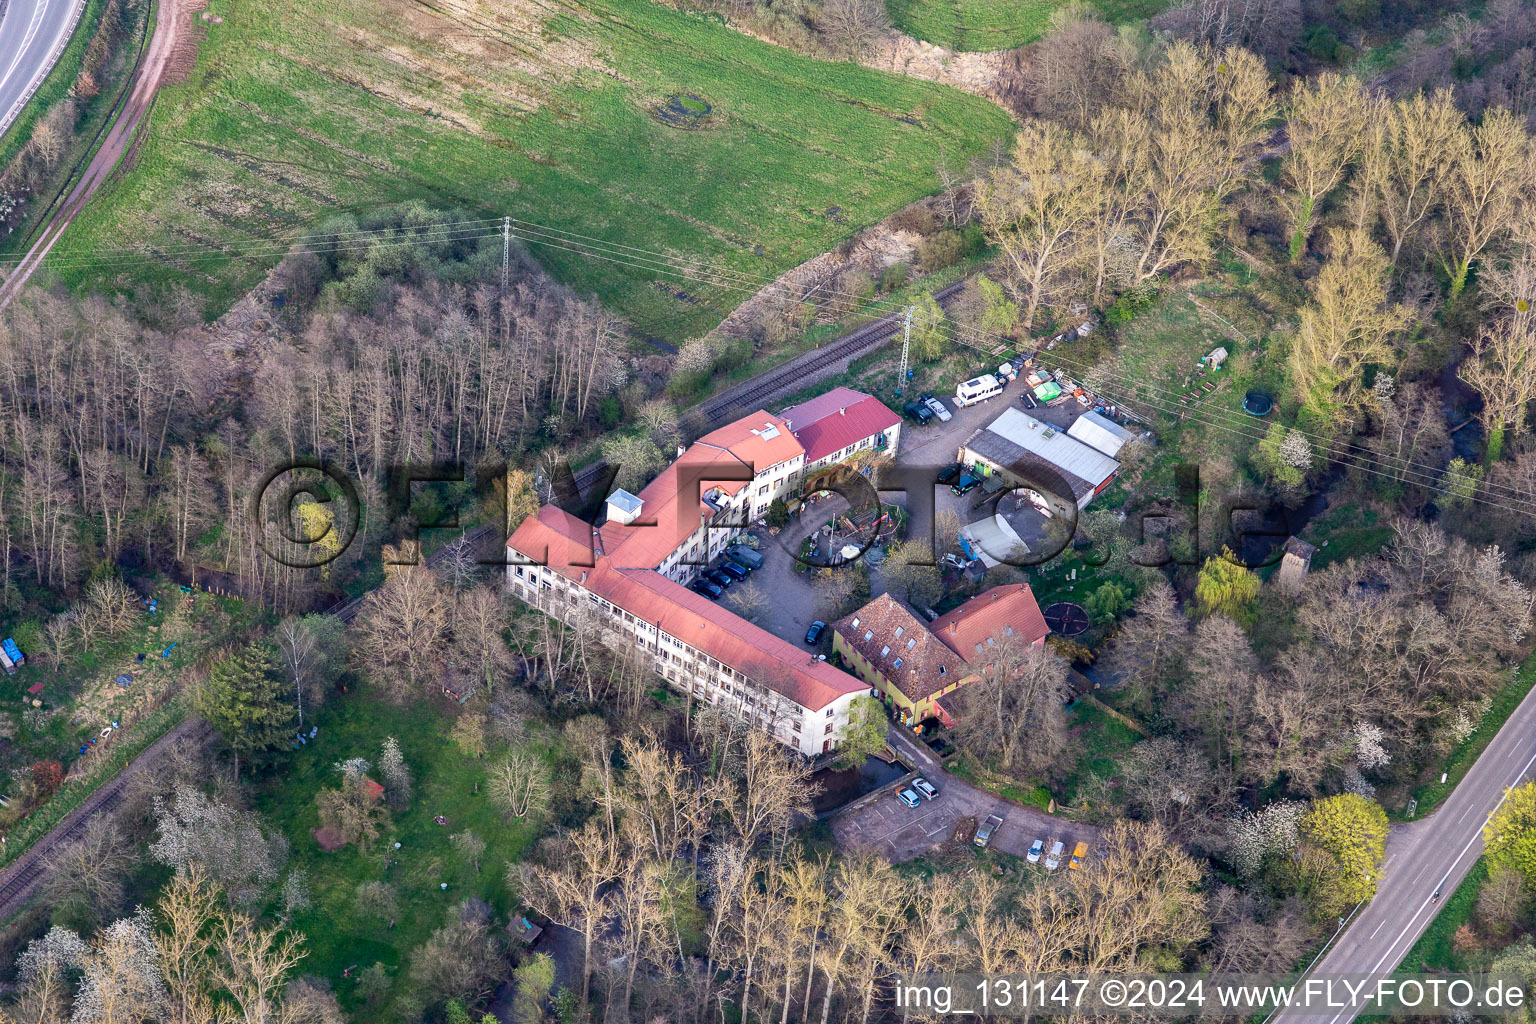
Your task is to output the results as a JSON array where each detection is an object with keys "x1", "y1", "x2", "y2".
[
  {"x1": 718, "y1": 560, "x2": 750, "y2": 580},
  {"x1": 705, "y1": 568, "x2": 734, "y2": 589},
  {"x1": 936, "y1": 462, "x2": 963, "y2": 486},
  {"x1": 952, "y1": 475, "x2": 982, "y2": 496},
  {"x1": 805, "y1": 620, "x2": 826, "y2": 645},
  {"x1": 1021, "y1": 391, "x2": 1038, "y2": 409},
  {"x1": 902, "y1": 401, "x2": 933, "y2": 425},
  {"x1": 691, "y1": 580, "x2": 723, "y2": 600}
]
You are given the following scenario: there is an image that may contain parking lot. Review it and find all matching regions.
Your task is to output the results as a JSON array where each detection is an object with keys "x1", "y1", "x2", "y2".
[
  {"x1": 828, "y1": 728, "x2": 1100, "y2": 863},
  {"x1": 882, "y1": 385, "x2": 1052, "y2": 558}
]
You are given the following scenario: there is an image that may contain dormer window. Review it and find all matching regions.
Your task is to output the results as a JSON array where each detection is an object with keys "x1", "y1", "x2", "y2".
[
  {"x1": 880, "y1": 646, "x2": 890, "y2": 658},
  {"x1": 906, "y1": 638, "x2": 916, "y2": 649},
  {"x1": 894, "y1": 626, "x2": 904, "y2": 638}
]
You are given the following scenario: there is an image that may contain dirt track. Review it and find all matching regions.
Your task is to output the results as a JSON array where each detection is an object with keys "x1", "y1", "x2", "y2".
[{"x1": 0, "y1": 0, "x2": 198, "y2": 310}]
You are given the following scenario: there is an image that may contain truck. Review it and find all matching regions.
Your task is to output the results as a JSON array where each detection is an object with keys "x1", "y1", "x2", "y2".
[{"x1": 974, "y1": 813, "x2": 1004, "y2": 849}]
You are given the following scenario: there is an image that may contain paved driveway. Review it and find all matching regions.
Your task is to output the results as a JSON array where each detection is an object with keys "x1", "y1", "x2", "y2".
[{"x1": 828, "y1": 726, "x2": 1099, "y2": 863}]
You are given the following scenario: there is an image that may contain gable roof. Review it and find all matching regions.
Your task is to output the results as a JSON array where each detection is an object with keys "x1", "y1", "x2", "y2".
[
  {"x1": 598, "y1": 567, "x2": 866, "y2": 711},
  {"x1": 598, "y1": 411, "x2": 804, "y2": 569},
  {"x1": 984, "y1": 407, "x2": 1119, "y2": 489},
  {"x1": 695, "y1": 412, "x2": 803, "y2": 476},
  {"x1": 1066, "y1": 410, "x2": 1135, "y2": 458},
  {"x1": 930, "y1": 584, "x2": 1050, "y2": 660},
  {"x1": 780, "y1": 388, "x2": 900, "y2": 464},
  {"x1": 832, "y1": 593, "x2": 968, "y2": 702},
  {"x1": 507, "y1": 505, "x2": 598, "y2": 580}
]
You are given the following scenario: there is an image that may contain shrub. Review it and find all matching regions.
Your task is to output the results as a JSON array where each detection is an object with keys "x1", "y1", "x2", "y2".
[
  {"x1": 917, "y1": 230, "x2": 964, "y2": 273},
  {"x1": 878, "y1": 262, "x2": 909, "y2": 293}
]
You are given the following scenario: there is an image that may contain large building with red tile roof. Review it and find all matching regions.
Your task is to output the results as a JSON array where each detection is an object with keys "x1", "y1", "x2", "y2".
[
  {"x1": 930, "y1": 584, "x2": 1050, "y2": 659},
  {"x1": 506, "y1": 411, "x2": 872, "y2": 757},
  {"x1": 833, "y1": 584, "x2": 1050, "y2": 728},
  {"x1": 780, "y1": 387, "x2": 902, "y2": 472}
]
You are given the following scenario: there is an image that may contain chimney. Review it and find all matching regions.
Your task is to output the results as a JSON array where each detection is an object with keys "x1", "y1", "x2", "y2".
[
  {"x1": 580, "y1": 571, "x2": 588, "y2": 584},
  {"x1": 839, "y1": 407, "x2": 846, "y2": 416}
]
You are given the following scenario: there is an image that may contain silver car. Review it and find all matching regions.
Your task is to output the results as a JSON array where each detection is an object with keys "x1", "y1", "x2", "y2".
[
  {"x1": 923, "y1": 394, "x2": 952, "y2": 422},
  {"x1": 912, "y1": 777, "x2": 938, "y2": 800}
]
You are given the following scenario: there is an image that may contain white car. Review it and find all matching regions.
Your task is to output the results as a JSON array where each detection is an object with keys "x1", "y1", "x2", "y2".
[
  {"x1": 1027, "y1": 839, "x2": 1044, "y2": 863},
  {"x1": 912, "y1": 777, "x2": 938, "y2": 800},
  {"x1": 921, "y1": 394, "x2": 951, "y2": 422},
  {"x1": 1045, "y1": 840, "x2": 1065, "y2": 870}
]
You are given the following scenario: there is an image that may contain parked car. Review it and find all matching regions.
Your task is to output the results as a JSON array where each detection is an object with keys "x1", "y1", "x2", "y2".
[
  {"x1": 1070, "y1": 841, "x2": 1089, "y2": 870},
  {"x1": 804, "y1": 620, "x2": 826, "y2": 645},
  {"x1": 1020, "y1": 392, "x2": 1038, "y2": 409},
  {"x1": 1027, "y1": 839, "x2": 1045, "y2": 864},
  {"x1": 951, "y1": 474, "x2": 982, "y2": 496},
  {"x1": 704, "y1": 568, "x2": 734, "y2": 589},
  {"x1": 912, "y1": 777, "x2": 938, "y2": 800},
  {"x1": 936, "y1": 462, "x2": 963, "y2": 485},
  {"x1": 727, "y1": 547, "x2": 763, "y2": 569},
  {"x1": 690, "y1": 580, "x2": 723, "y2": 600},
  {"x1": 897, "y1": 788, "x2": 922, "y2": 809},
  {"x1": 902, "y1": 401, "x2": 933, "y2": 425},
  {"x1": 920, "y1": 392, "x2": 951, "y2": 422},
  {"x1": 718, "y1": 560, "x2": 750, "y2": 580},
  {"x1": 1045, "y1": 840, "x2": 1065, "y2": 870},
  {"x1": 974, "y1": 813, "x2": 1004, "y2": 848}
]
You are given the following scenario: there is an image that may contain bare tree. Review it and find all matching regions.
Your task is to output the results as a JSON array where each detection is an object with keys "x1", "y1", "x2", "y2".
[
  {"x1": 818, "y1": 0, "x2": 889, "y2": 58},
  {"x1": 1279, "y1": 73, "x2": 1375, "y2": 261}
]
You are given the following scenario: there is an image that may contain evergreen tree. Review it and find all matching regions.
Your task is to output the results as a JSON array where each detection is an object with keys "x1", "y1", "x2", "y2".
[{"x1": 195, "y1": 641, "x2": 296, "y2": 775}]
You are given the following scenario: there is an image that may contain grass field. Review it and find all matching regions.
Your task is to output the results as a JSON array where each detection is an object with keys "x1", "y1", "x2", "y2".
[
  {"x1": 51, "y1": 0, "x2": 1012, "y2": 339},
  {"x1": 253, "y1": 688, "x2": 559, "y2": 1017},
  {"x1": 884, "y1": 0, "x2": 1167, "y2": 52}
]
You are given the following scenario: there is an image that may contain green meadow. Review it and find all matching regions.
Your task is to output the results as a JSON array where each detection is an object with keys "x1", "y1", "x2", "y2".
[
  {"x1": 885, "y1": 0, "x2": 1166, "y2": 52},
  {"x1": 52, "y1": 0, "x2": 1012, "y2": 339}
]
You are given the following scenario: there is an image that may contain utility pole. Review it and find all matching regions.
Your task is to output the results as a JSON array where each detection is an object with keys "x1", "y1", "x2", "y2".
[
  {"x1": 895, "y1": 304, "x2": 913, "y2": 397},
  {"x1": 501, "y1": 216, "x2": 511, "y2": 295}
]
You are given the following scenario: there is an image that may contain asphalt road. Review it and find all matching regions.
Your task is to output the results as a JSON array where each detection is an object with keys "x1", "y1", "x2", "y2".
[
  {"x1": 0, "y1": 0, "x2": 87, "y2": 138},
  {"x1": 1275, "y1": 678, "x2": 1536, "y2": 1021}
]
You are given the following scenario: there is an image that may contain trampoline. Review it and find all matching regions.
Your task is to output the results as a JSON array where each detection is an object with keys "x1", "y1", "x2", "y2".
[
  {"x1": 1043, "y1": 601, "x2": 1090, "y2": 636},
  {"x1": 1242, "y1": 391, "x2": 1273, "y2": 416}
]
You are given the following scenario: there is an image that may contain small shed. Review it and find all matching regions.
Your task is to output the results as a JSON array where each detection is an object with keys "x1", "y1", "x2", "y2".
[
  {"x1": 1275, "y1": 536, "x2": 1317, "y2": 593},
  {"x1": 1205, "y1": 347, "x2": 1229, "y2": 370}
]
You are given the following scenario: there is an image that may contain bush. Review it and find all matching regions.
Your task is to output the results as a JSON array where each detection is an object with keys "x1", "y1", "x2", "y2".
[
  {"x1": 597, "y1": 396, "x2": 622, "y2": 429},
  {"x1": 1104, "y1": 283, "x2": 1160, "y2": 325},
  {"x1": 1305, "y1": 25, "x2": 1340, "y2": 62},
  {"x1": 917, "y1": 230, "x2": 965, "y2": 273},
  {"x1": 879, "y1": 262, "x2": 909, "y2": 293}
]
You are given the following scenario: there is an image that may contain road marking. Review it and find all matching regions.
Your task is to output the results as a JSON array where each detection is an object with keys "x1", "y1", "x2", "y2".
[
  {"x1": 1311, "y1": 742, "x2": 1536, "y2": 1024},
  {"x1": 0, "y1": 0, "x2": 51, "y2": 100}
]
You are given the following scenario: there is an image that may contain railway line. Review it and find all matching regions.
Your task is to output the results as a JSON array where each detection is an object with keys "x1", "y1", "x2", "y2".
[
  {"x1": 0, "y1": 716, "x2": 211, "y2": 923},
  {"x1": 1, "y1": 522, "x2": 498, "y2": 926}
]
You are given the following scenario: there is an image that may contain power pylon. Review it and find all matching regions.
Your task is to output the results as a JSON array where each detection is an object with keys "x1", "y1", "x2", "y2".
[{"x1": 895, "y1": 304, "x2": 913, "y2": 396}]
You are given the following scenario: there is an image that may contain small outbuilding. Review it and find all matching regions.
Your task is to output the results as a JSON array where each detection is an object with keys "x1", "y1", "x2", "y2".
[{"x1": 1205, "y1": 347, "x2": 1229, "y2": 370}]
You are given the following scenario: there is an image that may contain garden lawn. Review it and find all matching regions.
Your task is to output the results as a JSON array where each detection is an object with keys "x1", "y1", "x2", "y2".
[
  {"x1": 885, "y1": 0, "x2": 1167, "y2": 52},
  {"x1": 51, "y1": 0, "x2": 1012, "y2": 339},
  {"x1": 253, "y1": 689, "x2": 559, "y2": 1017}
]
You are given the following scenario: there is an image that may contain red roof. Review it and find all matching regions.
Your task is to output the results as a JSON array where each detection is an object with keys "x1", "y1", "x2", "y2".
[
  {"x1": 598, "y1": 411, "x2": 802, "y2": 569},
  {"x1": 780, "y1": 388, "x2": 900, "y2": 464},
  {"x1": 695, "y1": 413, "x2": 803, "y2": 477},
  {"x1": 930, "y1": 584, "x2": 1050, "y2": 660},
  {"x1": 597, "y1": 568, "x2": 866, "y2": 710},
  {"x1": 507, "y1": 505, "x2": 597, "y2": 580}
]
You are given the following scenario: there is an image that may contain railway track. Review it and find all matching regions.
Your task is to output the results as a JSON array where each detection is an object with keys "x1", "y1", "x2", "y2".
[
  {"x1": 565, "y1": 276, "x2": 978, "y2": 496},
  {"x1": 690, "y1": 277, "x2": 971, "y2": 429},
  {"x1": 1, "y1": 523, "x2": 498, "y2": 925},
  {"x1": 0, "y1": 717, "x2": 211, "y2": 924}
]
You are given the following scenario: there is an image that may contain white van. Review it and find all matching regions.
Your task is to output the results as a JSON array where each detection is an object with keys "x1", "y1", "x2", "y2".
[{"x1": 954, "y1": 374, "x2": 1003, "y2": 408}]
